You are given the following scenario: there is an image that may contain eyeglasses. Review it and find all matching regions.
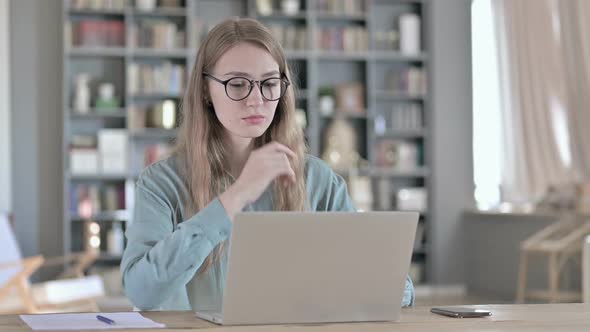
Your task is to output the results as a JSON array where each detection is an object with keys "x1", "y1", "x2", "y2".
[{"x1": 203, "y1": 73, "x2": 290, "y2": 101}]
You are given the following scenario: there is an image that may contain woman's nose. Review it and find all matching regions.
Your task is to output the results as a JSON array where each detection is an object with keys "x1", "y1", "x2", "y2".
[{"x1": 246, "y1": 82, "x2": 264, "y2": 106}]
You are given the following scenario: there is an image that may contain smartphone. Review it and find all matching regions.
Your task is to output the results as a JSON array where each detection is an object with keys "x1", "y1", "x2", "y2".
[{"x1": 430, "y1": 307, "x2": 492, "y2": 318}]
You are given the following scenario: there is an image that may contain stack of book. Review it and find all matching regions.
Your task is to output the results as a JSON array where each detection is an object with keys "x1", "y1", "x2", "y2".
[
  {"x1": 316, "y1": 26, "x2": 368, "y2": 52},
  {"x1": 70, "y1": 183, "x2": 125, "y2": 216},
  {"x1": 316, "y1": 0, "x2": 365, "y2": 15},
  {"x1": 98, "y1": 129, "x2": 128, "y2": 174},
  {"x1": 374, "y1": 104, "x2": 423, "y2": 134},
  {"x1": 387, "y1": 67, "x2": 427, "y2": 96},
  {"x1": 128, "y1": 100, "x2": 179, "y2": 131},
  {"x1": 130, "y1": 20, "x2": 185, "y2": 49},
  {"x1": 391, "y1": 104, "x2": 422, "y2": 131},
  {"x1": 375, "y1": 139, "x2": 420, "y2": 170},
  {"x1": 267, "y1": 24, "x2": 307, "y2": 51},
  {"x1": 69, "y1": 19, "x2": 125, "y2": 47},
  {"x1": 70, "y1": 135, "x2": 99, "y2": 175},
  {"x1": 127, "y1": 62, "x2": 185, "y2": 96},
  {"x1": 69, "y1": 130, "x2": 128, "y2": 175},
  {"x1": 70, "y1": 0, "x2": 126, "y2": 10}
]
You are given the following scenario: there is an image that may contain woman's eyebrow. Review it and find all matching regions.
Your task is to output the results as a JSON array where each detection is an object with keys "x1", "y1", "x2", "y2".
[
  {"x1": 261, "y1": 70, "x2": 280, "y2": 77},
  {"x1": 223, "y1": 70, "x2": 280, "y2": 78}
]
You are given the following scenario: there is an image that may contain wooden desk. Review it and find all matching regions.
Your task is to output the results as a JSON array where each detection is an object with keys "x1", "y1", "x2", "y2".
[{"x1": 1, "y1": 304, "x2": 589, "y2": 332}]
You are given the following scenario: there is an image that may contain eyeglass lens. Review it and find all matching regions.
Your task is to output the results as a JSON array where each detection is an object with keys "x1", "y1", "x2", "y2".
[{"x1": 225, "y1": 77, "x2": 287, "y2": 101}]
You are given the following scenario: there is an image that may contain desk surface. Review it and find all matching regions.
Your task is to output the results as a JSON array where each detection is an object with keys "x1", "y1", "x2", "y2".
[{"x1": 1, "y1": 304, "x2": 589, "y2": 332}]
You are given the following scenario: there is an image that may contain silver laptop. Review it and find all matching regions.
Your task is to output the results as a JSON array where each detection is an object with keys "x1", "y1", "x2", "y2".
[{"x1": 195, "y1": 211, "x2": 418, "y2": 325}]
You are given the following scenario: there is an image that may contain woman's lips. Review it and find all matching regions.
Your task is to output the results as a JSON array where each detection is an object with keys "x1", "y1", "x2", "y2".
[{"x1": 242, "y1": 115, "x2": 265, "y2": 125}]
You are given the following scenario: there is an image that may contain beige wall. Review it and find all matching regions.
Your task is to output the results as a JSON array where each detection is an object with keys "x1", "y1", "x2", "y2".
[
  {"x1": 0, "y1": 0, "x2": 11, "y2": 212},
  {"x1": 10, "y1": 0, "x2": 63, "y2": 257}
]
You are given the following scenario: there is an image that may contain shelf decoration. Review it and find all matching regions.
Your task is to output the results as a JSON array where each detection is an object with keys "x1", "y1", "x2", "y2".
[
  {"x1": 322, "y1": 116, "x2": 360, "y2": 170},
  {"x1": 335, "y1": 82, "x2": 365, "y2": 114}
]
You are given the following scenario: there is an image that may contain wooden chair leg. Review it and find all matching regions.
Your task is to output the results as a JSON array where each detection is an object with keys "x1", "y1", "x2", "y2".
[
  {"x1": 516, "y1": 251, "x2": 528, "y2": 303},
  {"x1": 548, "y1": 253, "x2": 559, "y2": 303},
  {"x1": 17, "y1": 278, "x2": 38, "y2": 313}
]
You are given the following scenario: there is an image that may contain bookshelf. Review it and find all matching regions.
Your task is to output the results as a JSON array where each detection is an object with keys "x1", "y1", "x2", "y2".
[{"x1": 62, "y1": 0, "x2": 432, "y2": 284}]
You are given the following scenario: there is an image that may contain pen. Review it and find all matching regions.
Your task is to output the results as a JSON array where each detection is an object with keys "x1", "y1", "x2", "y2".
[{"x1": 96, "y1": 315, "x2": 116, "y2": 325}]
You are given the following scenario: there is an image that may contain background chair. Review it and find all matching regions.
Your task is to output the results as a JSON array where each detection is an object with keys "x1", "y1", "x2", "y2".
[
  {"x1": 516, "y1": 213, "x2": 590, "y2": 303},
  {"x1": 0, "y1": 213, "x2": 105, "y2": 314}
]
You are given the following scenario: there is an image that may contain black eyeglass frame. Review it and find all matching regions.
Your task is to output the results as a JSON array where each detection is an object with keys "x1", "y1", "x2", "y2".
[{"x1": 202, "y1": 72, "x2": 291, "y2": 101}]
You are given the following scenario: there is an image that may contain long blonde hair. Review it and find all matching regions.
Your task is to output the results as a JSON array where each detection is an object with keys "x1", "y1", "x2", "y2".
[{"x1": 175, "y1": 18, "x2": 307, "y2": 273}]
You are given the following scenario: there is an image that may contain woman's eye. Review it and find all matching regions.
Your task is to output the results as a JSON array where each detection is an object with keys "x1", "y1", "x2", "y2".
[{"x1": 228, "y1": 79, "x2": 249, "y2": 88}]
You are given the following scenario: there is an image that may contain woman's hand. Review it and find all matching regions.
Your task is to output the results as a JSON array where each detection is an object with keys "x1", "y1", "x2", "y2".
[{"x1": 219, "y1": 142, "x2": 296, "y2": 219}]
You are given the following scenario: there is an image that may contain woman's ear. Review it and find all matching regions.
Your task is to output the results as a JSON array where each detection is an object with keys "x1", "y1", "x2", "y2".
[
  {"x1": 202, "y1": 82, "x2": 213, "y2": 106},
  {"x1": 204, "y1": 94, "x2": 214, "y2": 111}
]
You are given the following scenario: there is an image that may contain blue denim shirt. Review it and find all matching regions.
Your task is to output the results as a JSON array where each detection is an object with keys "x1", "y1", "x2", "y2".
[{"x1": 121, "y1": 154, "x2": 415, "y2": 311}]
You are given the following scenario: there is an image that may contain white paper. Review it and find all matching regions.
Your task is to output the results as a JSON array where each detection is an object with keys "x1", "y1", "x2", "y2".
[{"x1": 20, "y1": 312, "x2": 165, "y2": 330}]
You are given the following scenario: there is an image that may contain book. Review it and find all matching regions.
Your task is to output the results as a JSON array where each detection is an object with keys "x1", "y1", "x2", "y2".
[
  {"x1": 127, "y1": 62, "x2": 185, "y2": 96},
  {"x1": 98, "y1": 129, "x2": 128, "y2": 174},
  {"x1": 317, "y1": 26, "x2": 368, "y2": 52},
  {"x1": 335, "y1": 82, "x2": 365, "y2": 114},
  {"x1": 73, "y1": 19, "x2": 125, "y2": 47},
  {"x1": 386, "y1": 67, "x2": 427, "y2": 96},
  {"x1": 375, "y1": 139, "x2": 419, "y2": 170},
  {"x1": 132, "y1": 20, "x2": 185, "y2": 49}
]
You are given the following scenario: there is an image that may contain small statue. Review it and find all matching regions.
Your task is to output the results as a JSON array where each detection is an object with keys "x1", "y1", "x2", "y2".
[{"x1": 321, "y1": 116, "x2": 359, "y2": 170}]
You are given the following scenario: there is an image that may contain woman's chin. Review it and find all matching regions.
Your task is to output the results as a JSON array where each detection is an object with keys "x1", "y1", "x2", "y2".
[
  {"x1": 242, "y1": 123, "x2": 271, "y2": 136},
  {"x1": 233, "y1": 127, "x2": 268, "y2": 139}
]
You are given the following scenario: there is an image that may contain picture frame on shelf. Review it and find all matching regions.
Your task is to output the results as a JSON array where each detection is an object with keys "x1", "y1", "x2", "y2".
[
  {"x1": 375, "y1": 139, "x2": 419, "y2": 170},
  {"x1": 335, "y1": 82, "x2": 365, "y2": 114}
]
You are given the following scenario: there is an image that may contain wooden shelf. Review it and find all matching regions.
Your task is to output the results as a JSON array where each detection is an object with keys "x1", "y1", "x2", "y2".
[
  {"x1": 333, "y1": 167, "x2": 429, "y2": 178},
  {"x1": 315, "y1": 13, "x2": 368, "y2": 22},
  {"x1": 131, "y1": 48, "x2": 188, "y2": 58},
  {"x1": 96, "y1": 253, "x2": 124, "y2": 265},
  {"x1": 369, "y1": 167, "x2": 430, "y2": 178},
  {"x1": 71, "y1": 210, "x2": 130, "y2": 222},
  {"x1": 132, "y1": 8, "x2": 188, "y2": 17},
  {"x1": 63, "y1": 0, "x2": 431, "y2": 278},
  {"x1": 295, "y1": 89, "x2": 309, "y2": 99},
  {"x1": 69, "y1": 108, "x2": 127, "y2": 118},
  {"x1": 372, "y1": 51, "x2": 427, "y2": 62},
  {"x1": 67, "y1": 47, "x2": 126, "y2": 57},
  {"x1": 376, "y1": 129, "x2": 427, "y2": 139},
  {"x1": 130, "y1": 93, "x2": 183, "y2": 99},
  {"x1": 69, "y1": 173, "x2": 129, "y2": 181},
  {"x1": 257, "y1": 13, "x2": 307, "y2": 20},
  {"x1": 285, "y1": 50, "x2": 310, "y2": 60},
  {"x1": 316, "y1": 51, "x2": 369, "y2": 60},
  {"x1": 375, "y1": 91, "x2": 426, "y2": 101},
  {"x1": 68, "y1": 8, "x2": 125, "y2": 16},
  {"x1": 130, "y1": 128, "x2": 178, "y2": 139},
  {"x1": 320, "y1": 112, "x2": 370, "y2": 119}
]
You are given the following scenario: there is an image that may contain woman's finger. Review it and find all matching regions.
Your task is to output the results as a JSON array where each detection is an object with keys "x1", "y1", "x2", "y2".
[{"x1": 265, "y1": 142, "x2": 296, "y2": 159}]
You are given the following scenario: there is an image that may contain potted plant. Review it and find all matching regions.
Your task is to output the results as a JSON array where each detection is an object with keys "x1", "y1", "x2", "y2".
[{"x1": 318, "y1": 86, "x2": 335, "y2": 116}]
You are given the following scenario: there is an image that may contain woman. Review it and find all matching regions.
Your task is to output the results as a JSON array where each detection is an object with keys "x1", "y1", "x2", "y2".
[{"x1": 121, "y1": 17, "x2": 414, "y2": 311}]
